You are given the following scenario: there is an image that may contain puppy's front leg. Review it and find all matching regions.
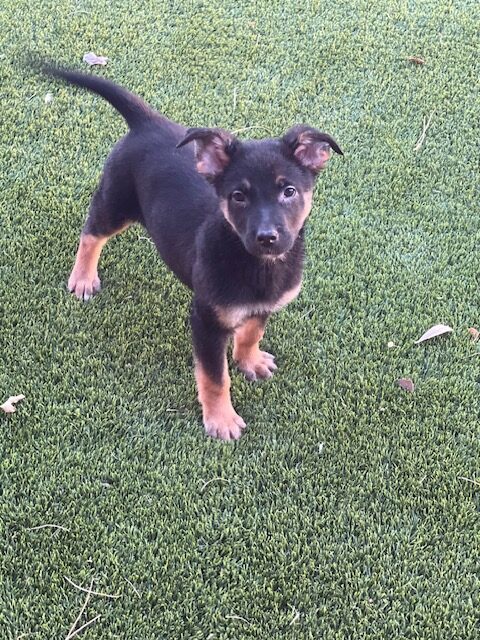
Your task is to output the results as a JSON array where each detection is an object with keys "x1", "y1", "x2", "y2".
[
  {"x1": 191, "y1": 300, "x2": 245, "y2": 440},
  {"x1": 233, "y1": 315, "x2": 277, "y2": 381}
]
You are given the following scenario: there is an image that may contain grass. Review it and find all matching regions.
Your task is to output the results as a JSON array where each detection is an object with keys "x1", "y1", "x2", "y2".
[{"x1": 1, "y1": 0, "x2": 479, "y2": 638}]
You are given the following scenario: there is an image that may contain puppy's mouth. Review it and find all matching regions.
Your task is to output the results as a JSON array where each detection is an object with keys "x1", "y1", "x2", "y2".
[
  {"x1": 258, "y1": 246, "x2": 285, "y2": 258},
  {"x1": 244, "y1": 238, "x2": 292, "y2": 260},
  {"x1": 259, "y1": 251, "x2": 287, "y2": 262}
]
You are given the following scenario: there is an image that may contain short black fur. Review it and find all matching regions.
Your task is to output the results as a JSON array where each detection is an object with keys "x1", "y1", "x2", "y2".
[{"x1": 36, "y1": 63, "x2": 342, "y2": 440}]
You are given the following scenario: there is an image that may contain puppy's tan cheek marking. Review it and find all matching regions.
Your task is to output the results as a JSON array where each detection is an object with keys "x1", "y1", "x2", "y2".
[
  {"x1": 195, "y1": 359, "x2": 232, "y2": 420},
  {"x1": 233, "y1": 317, "x2": 265, "y2": 363},
  {"x1": 286, "y1": 190, "x2": 313, "y2": 235},
  {"x1": 219, "y1": 198, "x2": 237, "y2": 231}
]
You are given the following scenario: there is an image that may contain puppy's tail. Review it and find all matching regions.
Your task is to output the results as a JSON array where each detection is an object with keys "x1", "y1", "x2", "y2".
[{"x1": 35, "y1": 61, "x2": 157, "y2": 129}]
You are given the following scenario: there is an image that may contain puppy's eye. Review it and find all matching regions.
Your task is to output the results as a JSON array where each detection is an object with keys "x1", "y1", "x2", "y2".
[
  {"x1": 231, "y1": 190, "x2": 246, "y2": 203},
  {"x1": 283, "y1": 186, "x2": 296, "y2": 198}
]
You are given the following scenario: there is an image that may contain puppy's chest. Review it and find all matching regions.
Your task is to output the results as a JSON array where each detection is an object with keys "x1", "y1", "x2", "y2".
[{"x1": 215, "y1": 280, "x2": 302, "y2": 329}]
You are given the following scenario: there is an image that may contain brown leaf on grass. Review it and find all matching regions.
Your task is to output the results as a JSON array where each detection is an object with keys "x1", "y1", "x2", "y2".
[
  {"x1": 1, "y1": 395, "x2": 25, "y2": 413},
  {"x1": 468, "y1": 327, "x2": 479, "y2": 342},
  {"x1": 415, "y1": 324, "x2": 453, "y2": 344},
  {"x1": 397, "y1": 378, "x2": 415, "y2": 393},
  {"x1": 407, "y1": 56, "x2": 426, "y2": 65},
  {"x1": 83, "y1": 52, "x2": 108, "y2": 66}
]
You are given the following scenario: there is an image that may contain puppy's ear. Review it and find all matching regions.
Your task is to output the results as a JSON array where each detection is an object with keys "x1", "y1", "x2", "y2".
[
  {"x1": 177, "y1": 127, "x2": 238, "y2": 179},
  {"x1": 282, "y1": 125, "x2": 343, "y2": 173}
]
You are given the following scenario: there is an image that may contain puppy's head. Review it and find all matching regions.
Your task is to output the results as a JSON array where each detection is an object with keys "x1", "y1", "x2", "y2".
[{"x1": 177, "y1": 125, "x2": 343, "y2": 259}]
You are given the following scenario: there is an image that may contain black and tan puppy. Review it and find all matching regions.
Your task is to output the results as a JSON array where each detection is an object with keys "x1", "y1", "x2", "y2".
[{"x1": 39, "y1": 65, "x2": 342, "y2": 440}]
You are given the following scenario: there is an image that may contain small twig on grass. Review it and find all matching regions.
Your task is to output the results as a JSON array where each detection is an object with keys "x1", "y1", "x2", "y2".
[
  {"x1": 138, "y1": 235, "x2": 155, "y2": 245},
  {"x1": 200, "y1": 477, "x2": 230, "y2": 492},
  {"x1": 26, "y1": 524, "x2": 70, "y2": 533},
  {"x1": 226, "y1": 614, "x2": 251, "y2": 625},
  {"x1": 414, "y1": 112, "x2": 434, "y2": 151},
  {"x1": 66, "y1": 578, "x2": 94, "y2": 640},
  {"x1": 458, "y1": 476, "x2": 480, "y2": 487},
  {"x1": 289, "y1": 604, "x2": 301, "y2": 626},
  {"x1": 64, "y1": 576, "x2": 121, "y2": 599},
  {"x1": 123, "y1": 576, "x2": 141, "y2": 598},
  {"x1": 66, "y1": 615, "x2": 101, "y2": 640}
]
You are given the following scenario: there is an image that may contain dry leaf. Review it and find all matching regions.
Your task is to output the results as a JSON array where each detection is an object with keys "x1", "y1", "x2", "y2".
[
  {"x1": 468, "y1": 327, "x2": 479, "y2": 342},
  {"x1": 407, "y1": 56, "x2": 426, "y2": 65},
  {"x1": 415, "y1": 324, "x2": 453, "y2": 344},
  {"x1": 1, "y1": 394, "x2": 25, "y2": 413},
  {"x1": 397, "y1": 378, "x2": 415, "y2": 393},
  {"x1": 83, "y1": 52, "x2": 108, "y2": 66}
]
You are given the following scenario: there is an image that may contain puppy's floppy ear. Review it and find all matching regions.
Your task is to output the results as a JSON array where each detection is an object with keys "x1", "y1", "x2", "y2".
[
  {"x1": 282, "y1": 125, "x2": 343, "y2": 173},
  {"x1": 177, "y1": 127, "x2": 238, "y2": 179}
]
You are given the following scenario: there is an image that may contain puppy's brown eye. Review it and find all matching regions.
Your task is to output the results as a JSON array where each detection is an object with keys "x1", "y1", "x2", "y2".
[
  {"x1": 231, "y1": 190, "x2": 246, "y2": 203},
  {"x1": 283, "y1": 186, "x2": 296, "y2": 198}
]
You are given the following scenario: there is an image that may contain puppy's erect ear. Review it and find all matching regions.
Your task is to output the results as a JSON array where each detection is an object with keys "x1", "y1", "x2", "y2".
[
  {"x1": 282, "y1": 125, "x2": 343, "y2": 173},
  {"x1": 177, "y1": 127, "x2": 238, "y2": 179}
]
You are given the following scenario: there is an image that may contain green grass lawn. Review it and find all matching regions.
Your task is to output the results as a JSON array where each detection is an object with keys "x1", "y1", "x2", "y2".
[{"x1": 1, "y1": 0, "x2": 479, "y2": 638}]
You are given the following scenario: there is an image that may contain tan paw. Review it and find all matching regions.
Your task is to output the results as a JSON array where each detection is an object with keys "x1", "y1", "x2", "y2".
[
  {"x1": 235, "y1": 350, "x2": 277, "y2": 381},
  {"x1": 68, "y1": 269, "x2": 101, "y2": 301},
  {"x1": 203, "y1": 408, "x2": 246, "y2": 441}
]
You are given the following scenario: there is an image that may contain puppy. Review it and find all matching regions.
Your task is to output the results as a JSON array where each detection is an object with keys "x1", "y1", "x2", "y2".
[{"x1": 39, "y1": 65, "x2": 343, "y2": 440}]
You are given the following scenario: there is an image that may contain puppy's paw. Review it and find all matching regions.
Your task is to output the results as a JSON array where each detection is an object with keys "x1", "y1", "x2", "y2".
[
  {"x1": 235, "y1": 350, "x2": 277, "y2": 381},
  {"x1": 203, "y1": 408, "x2": 246, "y2": 441},
  {"x1": 68, "y1": 269, "x2": 101, "y2": 301}
]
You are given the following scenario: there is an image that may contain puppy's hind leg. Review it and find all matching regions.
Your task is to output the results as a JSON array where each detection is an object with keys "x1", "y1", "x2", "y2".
[{"x1": 68, "y1": 188, "x2": 132, "y2": 301}]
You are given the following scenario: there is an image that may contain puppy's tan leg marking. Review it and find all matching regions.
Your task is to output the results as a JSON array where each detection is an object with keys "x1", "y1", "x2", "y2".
[
  {"x1": 195, "y1": 360, "x2": 246, "y2": 441},
  {"x1": 68, "y1": 223, "x2": 130, "y2": 301},
  {"x1": 233, "y1": 317, "x2": 277, "y2": 381},
  {"x1": 68, "y1": 233, "x2": 106, "y2": 301}
]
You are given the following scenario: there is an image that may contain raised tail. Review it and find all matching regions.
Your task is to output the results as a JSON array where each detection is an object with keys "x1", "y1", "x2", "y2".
[{"x1": 37, "y1": 62, "x2": 157, "y2": 129}]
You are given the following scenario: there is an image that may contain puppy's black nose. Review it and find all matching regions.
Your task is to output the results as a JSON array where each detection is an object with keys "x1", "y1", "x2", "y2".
[{"x1": 256, "y1": 230, "x2": 279, "y2": 247}]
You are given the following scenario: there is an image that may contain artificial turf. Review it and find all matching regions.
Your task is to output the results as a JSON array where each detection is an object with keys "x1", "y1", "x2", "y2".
[{"x1": 1, "y1": 0, "x2": 479, "y2": 638}]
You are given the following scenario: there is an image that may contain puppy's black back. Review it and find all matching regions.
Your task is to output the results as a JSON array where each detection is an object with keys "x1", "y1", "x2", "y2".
[{"x1": 126, "y1": 128, "x2": 221, "y2": 288}]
